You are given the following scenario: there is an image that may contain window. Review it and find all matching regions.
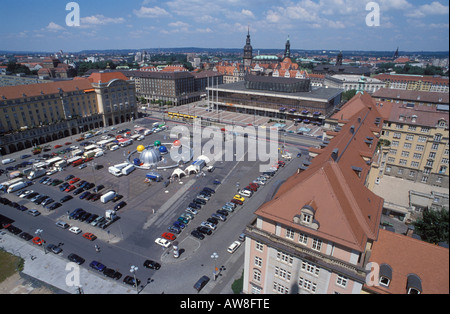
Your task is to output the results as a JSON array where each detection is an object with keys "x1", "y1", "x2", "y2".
[
  {"x1": 301, "y1": 261, "x2": 320, "y2": 276},
  {"x1": 253, "y1": 269, "x2": 261, "y2": 282},
  {"x1": 393, "y1": 132, "x2": 401, "y2": 139},
  {"x1": 392, "y1": 141, "x2": 399, "y2": 147},
  {"x1": 254, "y1": 256, "x2": 262, "y2": 268},
  {"x1": 286, "y1": 228, "x2": 295, "y2": 240},
  {"x1": 416, "y1": 145, "x2": 424, "y2": 151},
  {"x1": 405, "y1": 134, "x2": 414, "y2": 141},
  {"x1": 274, "y1": 266, "x2": 291, "y2": 281},
  {"x1": 273, "y1": 282, "x2": 289, "y2": 294},
  {"x1": 277, "y1": 251, "x2": 294, "y2": 265},
  {"x1": 298, "y1": 277, "x2": 317, "y2": 293},
  {"x1": 312, "y1": 238, "x2": 322, "y2": 252},
  {"x1": 413, "y1": 153, "x2": 422, "y2": 159},
  {"x1": 302, "y1": 214, "x2": 312, "y2": 224},
  {"x1": 298, "y1": 233, "x2": 308, "y2": 245},
  {"x1": 411, "y1": 161, "x2": 419, "y2": 168},
  {"x1": 418, "y1": 136, "x2": 427, "y2": 143},
  {"x1": 255, "y1": 241, "x2": 264, "y2": 252},
  {"x1": 336, "y1": 274, "x2": 348, "y2": 288},
  {"x1": 401, "y1": 151, "x2": 410, "y2": 157},
  {"x1": 421, "y1": 127, "x2": 430, "y2": 133},
  {"x1": 403, "y1": 143, "x2": 412, "y2": 149}
]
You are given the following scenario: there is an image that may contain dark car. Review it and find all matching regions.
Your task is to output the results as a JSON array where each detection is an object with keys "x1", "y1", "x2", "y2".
[
  {"x1": 60, "y1": 195, "x2": 73, "y2": 203},
  {"x1": 47, "y1": 202, "x2": 62, "y2": 210},
  {"x1": 47, "y1": 244, "x2": 63, "y2": 255},
  {"x1": 103, "y1": 268, "x2": 122, "y2": 280},
  {"x1": 93, "y1": 185, "x2": 105, "y2": 193},
  {"x1": 73, "y1": 188, "x2": 84, "y2": 195},
  {"x1": 203, "y1": 187, "x2": 215, "y2": 194},
  {"x1": 193, "y1": 276, "x2": 210, "y2": 292},
  {"x1": 123, "y1": 275, "x2": 141, "y2": 288},
  {"x1": 191, "y1": 230, "x2": 205, "y2": 240},
  {"x1": 91, "y1": 194, "x2": 101, "y2": 202},
  {"x1": 188, "y1": 202, "x2": 201, "y2": 210},
  {"x1": 89, "y1": 260, "x2": 106, "y2": 272},
  {"x1": 68, "y1": 253, "x2": 85, "y2": 265},
  {"x1": 197, "y1": 226, "x2": 212, "y2": 236},
  {"x1": 19, "y1": 232, "x2": 33, "y2": 241},
  {"x1": 216, "y1": 209, "x2": 229, "y2": 217},
  {"x1": 85, "y1": 214, "x2": 98, "y2": 224},
  {"x1": 207, "y1": 217, "x2": 219, "y2": 225},
  {"x1": 193, "y1": 198, "x2": 206, "y2": 206},
  {"x1": 114, "y1": 201, "x2": 127, "y2": 211},
  {"x1": 60, "y1": 183, "x2": 70, "y2": 191},
  {"x1": 143, "y1": 260, "x2": 161, "y2": 270},
  {"x1": 65, "y1": 175, "x2": 75, "y2": 181},
  {"x1": 79, "y1": 191, "x2": 91, "y2": 200}
]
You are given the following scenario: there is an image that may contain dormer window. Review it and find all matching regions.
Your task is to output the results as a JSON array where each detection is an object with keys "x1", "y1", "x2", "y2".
[
  {"x1": 379, "y1": 264, "x2": 392, "y2": 288},
  {"x1": 406, "y1": 274, "x2": 422, "y2": 294},
  {"x1": 293, "y1": 202, "x2": 319, "y2": 230}
]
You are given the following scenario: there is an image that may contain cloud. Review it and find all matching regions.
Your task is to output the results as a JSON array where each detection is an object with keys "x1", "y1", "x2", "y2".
[
  {"x1": 406, "y1": 1, "x2": 449, "y2": 18},
  {"x1": 81, "y1": 15, "x2": 125, "y2": 26},
  {"x1": 46, "y1": 22, "x2": 65, "y2": 32},
  {"x1": 133, "y1": 6, "x2": 171, "y2": 18}
]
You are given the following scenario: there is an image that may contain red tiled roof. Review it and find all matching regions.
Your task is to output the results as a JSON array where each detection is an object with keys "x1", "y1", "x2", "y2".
[
  {"x1": 366, "y1": 229, "x2": 449, "y2": 294},
  {"x1": 255, "y1": 93, "x2": 385, "y2": 252},
  {"x1": 0, "y1": 79, "x2": 93, "y2": 100},
  {"x1": 88, "y1": 72, "x2": 129, "y2": 84}
]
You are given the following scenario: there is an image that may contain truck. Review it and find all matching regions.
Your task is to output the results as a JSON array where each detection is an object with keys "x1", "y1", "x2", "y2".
[
  {"x1": 83, "y1": 150, "x2": 96, "y2": 159},
  {"x1": 109, "y1": 166, "x2": 122, "y2": 177},
  {"x1": 72, "y1": 149, "x2": 84, "y2": 157},
  {"x1": 7, "y1": 181, "x2": 28, "y2": 194},
  {"x1": 146, "y1": 172, "x2": 163, "y2": 182},
  {"x1": 27, "y1": 168, "x2": 47, "y2": 180},
  {"x1": 100, "y1": 210, "x2": 119, "y2": 229},
  {"x1": 67, "y1": 156, "x2": 82, "y2": 166},
  {"x1": 0, "y1": 178, "x2": 24, "y2": 191},
  {"x1": 121, "y1": 164, "x2": 135, "y2": 176},
  {"x1": 118, "y1": 138, "x2": 133, "y2": 147},
  {"x1": 100, "y1": 191, "x2": 116, "y2": 204}
]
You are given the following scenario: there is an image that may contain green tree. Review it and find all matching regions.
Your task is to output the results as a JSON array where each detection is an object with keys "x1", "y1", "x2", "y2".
[
  {"x1": 413, "y1": 209, "x2": 449, "y2": 245},
  {"x1": 342, "y1": 89, "x2": 357, "y2": 102}
]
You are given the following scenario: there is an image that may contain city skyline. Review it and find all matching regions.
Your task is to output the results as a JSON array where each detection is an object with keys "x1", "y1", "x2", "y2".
[{"x1": 0, "y1": 0, "x2": 449, "y2": 53}]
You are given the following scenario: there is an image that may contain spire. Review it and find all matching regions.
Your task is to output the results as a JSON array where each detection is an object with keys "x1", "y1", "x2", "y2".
[
  {"x1": 243, "y1": 28, "x2": 253, "y2": 67},
  {"x1": 284, "y1": 35, "x2": 291, "y2": 59}
]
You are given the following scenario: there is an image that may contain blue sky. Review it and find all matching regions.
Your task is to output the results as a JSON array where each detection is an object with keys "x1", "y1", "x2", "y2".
[{"x1": 0, "y1": 0, "x2": 448, "y2": 52}]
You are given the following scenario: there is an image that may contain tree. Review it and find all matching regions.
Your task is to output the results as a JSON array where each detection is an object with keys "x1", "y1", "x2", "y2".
[
  {"x1": 413, "y1": 208, "x2": 449, "y2": 245},
  {"x1": 342, "y1": 89, "x2": 357, "y2": 102}
]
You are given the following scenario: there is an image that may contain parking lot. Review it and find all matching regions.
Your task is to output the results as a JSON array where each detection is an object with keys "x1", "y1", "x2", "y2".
[{"x1": 1, "y1": 114, "x2": 309, "y2": 294}]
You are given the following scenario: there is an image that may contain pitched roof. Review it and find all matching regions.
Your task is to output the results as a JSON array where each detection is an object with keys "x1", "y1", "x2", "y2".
[
  {"x1": 88, "y1": 72, "x2": 129, "y2": 84},
  {"x1": 255, "y1": 93, "x2": 384, "y2": 252},
  {"x1": 366, "y1": 229, "x2": 449, "y2": 294},
  {"x1": 0, "y1": 79, "x2": 93, "y2": 100}
]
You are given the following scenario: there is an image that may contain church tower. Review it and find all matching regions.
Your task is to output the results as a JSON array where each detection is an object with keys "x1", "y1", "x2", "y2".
[
  {"x1": 243, "y1": 27, "x2": 253, "y2": 67},
  {"x1": 284, "y1": 35, "x2": 291, "y2": 59},
  {"x1": 336, "y1": 51, "x2": 343, "y2": 66}
]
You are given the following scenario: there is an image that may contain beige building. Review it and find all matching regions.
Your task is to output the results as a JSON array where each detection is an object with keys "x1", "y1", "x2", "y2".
[
  {"x1": 0, "y1": 79, "x2": 102, "y2": 154},
  {"x1": 87, "y1": 72, "x2": 137, "y2": 127},
  {"x1": 243, "y1": 93, "x2": 385, "y2": 294},
  {"x1": 369, "y1": 89, "x2": 449, "y2": 189}
]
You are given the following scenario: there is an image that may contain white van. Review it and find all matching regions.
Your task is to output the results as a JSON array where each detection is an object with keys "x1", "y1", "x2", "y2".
[
  {"x1": 2, "y1": 158, "x2": 15, "y2": 165},
  {"x1": 227, "y1": 241, "x2": 241, "y2": 254}
]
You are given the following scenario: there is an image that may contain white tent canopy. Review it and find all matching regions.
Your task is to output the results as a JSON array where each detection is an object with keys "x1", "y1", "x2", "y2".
[{"x1": 171, "y1": 168, "x2": 186, "y2": 179}]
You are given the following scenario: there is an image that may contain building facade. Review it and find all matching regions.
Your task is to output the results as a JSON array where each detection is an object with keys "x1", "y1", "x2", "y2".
[
  {"x1": 371, "y1": 89, "x2": 449, "y2": 189},
  {"x1": 324, "y1": 75, "x2": 385, "y2": 94},
  {"x1": 374, "y1": 74, "x2": 449, "y2": 93},
  {"x1": 88, "y1": 72, "x2": 137, "y2": 127},
  {"x1": 243, "y1": 93, "x2": 385, "y2": 294},
  {"x1": 0, "y1": 79, "x2": 102, "y2": 155}
]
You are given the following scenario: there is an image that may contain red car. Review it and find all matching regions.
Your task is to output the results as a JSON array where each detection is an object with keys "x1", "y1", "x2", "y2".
[
  {"x1": 231, "y1": 199, "x2": 243, "y2": 206},
  {"x1": 161, "y1": 232, "x2": 176, "y2": 241},
  {"x1": 246, "y1": 185, "x2": 257, "y2": 192},
  {"x1": 249, "y1": 182, "x2": 259, "y2": 189},
  {"x1": 54, "y1": 145, "x2": 62, "y2": 149},
  {"x1": 65, "y1": 142, "x2": 72, "y2": 146},
  {"x1": 278, "y1": 161, "x2": 286, "y2": 167},
  {"x1": 69, "y1": 177, "x2": 80, "y2": 184},
  {"x1": 65, "y1": 185, "x2": 76, "y2": 192},
  {"x1": 32, "y1": 236, "x2": 45, "y2": 246},
  {"x1": 82, "y1": 233, "x2": 97, "y2": 241}
]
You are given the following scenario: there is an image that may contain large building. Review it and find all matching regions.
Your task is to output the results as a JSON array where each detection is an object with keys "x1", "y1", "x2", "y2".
[
  {"x1": 206, "y1": 75, "x2": 342, "y2": 122},
  {"x1": 370, "y1": 88, "x2": 449, "y2": 189},
  {"x1": 122, "y1": 70, "x2": 223, "y2": 106},
  {"x1": 0, "y1": 72, "x2": 137, "y2": 155},
  {"x1": 324, "y1": 75, "x2": 385, "y2": 94},
  {"x1": 87, "y1": 71, "x2": 137, "y2": 127},
  {"x1": 0, "y1": 79, "x2": 101, "y2": 155},
  {"x1": 374, "y1": 74, "x2": 449, "y2": 93},
  {"x1": 243, "y1": 93, "x2": 385, "y2": 294},
  {"x1": 242, "y1": 91, "x2": 449, "y2": 294}
]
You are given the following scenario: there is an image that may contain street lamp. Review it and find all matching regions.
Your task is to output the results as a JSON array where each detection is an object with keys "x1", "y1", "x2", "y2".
[
  {"x1": 211, "y1": 252, "x2": 219, "y2": 281},
  {"x1": 130, "y1": 265, "x2": 139, "y2": 294}
]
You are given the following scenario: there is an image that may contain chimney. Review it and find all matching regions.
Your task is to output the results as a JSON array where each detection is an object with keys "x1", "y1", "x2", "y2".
[
  {"x1": 331, "y1": 148, "x2": 339, "y2": 161},
  {"x1": 350, "y1": 125, "x2": 355, "y2": 134}
]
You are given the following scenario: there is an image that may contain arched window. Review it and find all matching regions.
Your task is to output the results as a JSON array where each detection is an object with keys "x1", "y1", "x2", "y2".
[
  {"x1": 406, "y1": 274, "x2": 422, "y2": 294},
  {"x1": 379, "y1": 264, "x2": 392, "y2": 287}
]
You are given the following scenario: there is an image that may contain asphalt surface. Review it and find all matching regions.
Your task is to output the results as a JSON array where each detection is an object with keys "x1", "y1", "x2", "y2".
[{"x1": 1, "y1": 113, "x2": 317, "y2": 294}]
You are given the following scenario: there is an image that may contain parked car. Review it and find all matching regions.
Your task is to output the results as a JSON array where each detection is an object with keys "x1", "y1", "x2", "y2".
[
  {"x1": 123, "y1": 276, "x2": 141, "y2": 288},
  {"x1": 193, "y1": 276, "x2": 210, "y2": 292},
  {"x1": 161, "y1": 232, "x2": 176, "y2": 241},
  {"x1": 227, "y1": 241, "x2": 241, "y2": 254},
  {"x1": 197, "y1": 226, "x2": 212, "y2": 235},
  {"x1": 69, "y1": 226, "x2": 82, "y2": 234},
  {"x1": 68, "y1": 253, "x2": 85, "y2": 265},
  {"x1": 83, "y1": 233, "x2": 97, "y2": 241},
  {"x1": 143, "y1": 260, "x2": 161, "y2": 270},
  {"x1": 154, "y1": 238, "x2": 171, "y2": 248},
  {"x1": 90, "y1": 260, "x2": 106, "y2": 272},
  {"x1": 191, "y1": 230, "x2": 205, "y2": 240},
  {"x1": 103, "y1": 268, "x2": 122, "y2": 280}
]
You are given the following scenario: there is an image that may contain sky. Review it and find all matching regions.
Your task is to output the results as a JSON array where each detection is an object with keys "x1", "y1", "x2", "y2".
[{"x1": 0, "y1": 0, "x2": 449, "y2": 53}]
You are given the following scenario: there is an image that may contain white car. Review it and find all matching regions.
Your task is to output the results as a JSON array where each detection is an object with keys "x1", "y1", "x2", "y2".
[
  {"x1": 19, "y1": 190, "x2": 33, "y2": 198},
  {"x1": 227, "y1": 241, "x2": 241, "y2": 254},
  {"x1": 201, "y1": 221, "x2": 217, "y2": 231},
  {"x1": 155, "y1": 238, "x2": 171, "y2": 248},
  {"x1": 186, "y1": 208, "x2": 198, "y2": 215},
  {"x1": 110, "y1": 145, "x2": 119, "y2": 151},
  {"x1": 69, "y1": 226, "x2": 82, "y2": 234},
  {"x1": 46, "y1": 169, "x2": 57, "y2": 175}
]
